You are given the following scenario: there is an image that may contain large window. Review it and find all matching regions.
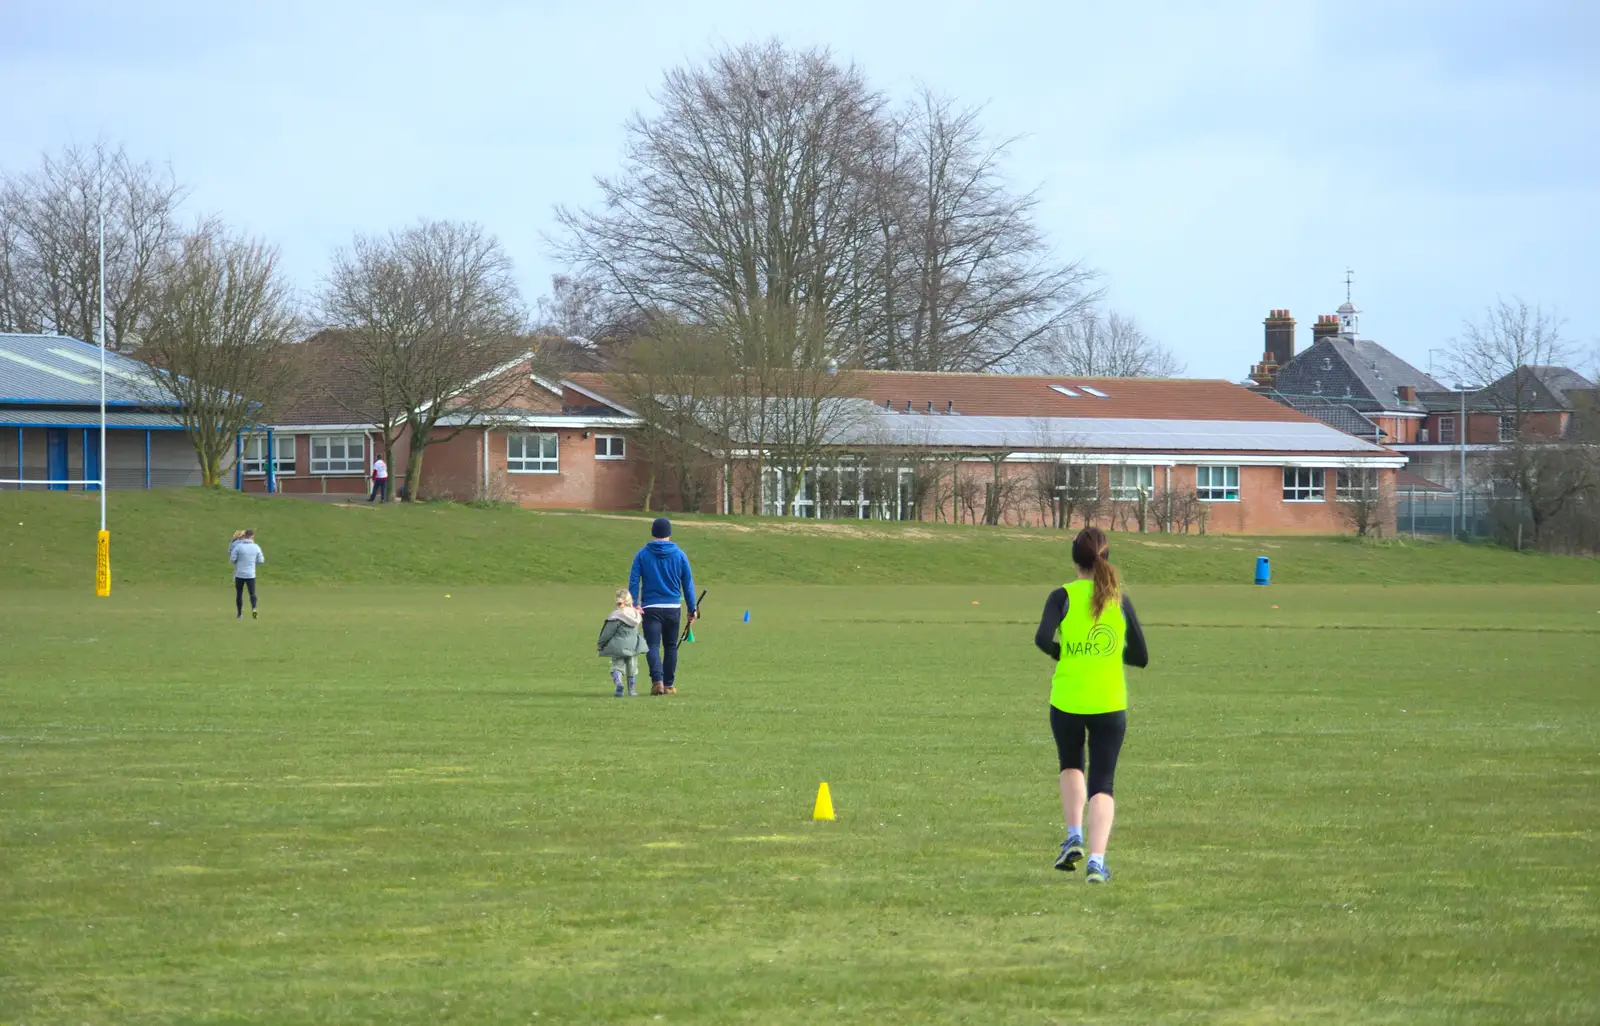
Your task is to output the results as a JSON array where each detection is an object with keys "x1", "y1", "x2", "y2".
[
  {"x1": 1282, "y1": 467, "x2": 1325, "y2": 502},
  {"x1": 762, "y1": 464, "x2": 920, "y2": 520},
  {"x1": 1196, "y1": 466, "x2": 1239, "y2": 501},
  {"x1": 508, "y1": 433, "x2": 559, "y2": 473},
  {"x1": 1437, "y1": 416, "x2": 1456, "y2": 444},
  {"x1": 1336, "y1": 468, "x2": 1378, "y2": 502},
  {"x1": 1498, "y1": 415, "x2": 1517, "y2": 443},
  {"x1": 1108, "y1": 465, "x2": 1153, "y2": 501},
  {"x1": 310, "y1": 434, "x2": 365, "y2": 475},
  {"x1": 594, "y1": 435, "x2": 626, "y2": 460},
  {"x1": 240, "y1": 435, "x2": 297, "y2": 476},
  {"x1": 1055, "y1": 464, "x2": 1100, "y2": 498}
]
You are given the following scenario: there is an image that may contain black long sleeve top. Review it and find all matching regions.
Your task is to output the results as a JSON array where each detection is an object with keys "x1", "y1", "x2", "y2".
[{"x1": 1034, "y1": 588, "x2": 1149, "y2": 668}]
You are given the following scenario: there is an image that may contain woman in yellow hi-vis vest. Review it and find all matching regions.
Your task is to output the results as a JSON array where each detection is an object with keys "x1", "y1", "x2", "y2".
[{"x1": 1034, "y1": 526, "x2": 1148, "y2": 883}]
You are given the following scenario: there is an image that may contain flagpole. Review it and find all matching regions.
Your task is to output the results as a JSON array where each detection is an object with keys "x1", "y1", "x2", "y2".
[
  {"x1": 95, "y1": 209, "x2": 110, "y2": 598},
  {"x1": 98, "y1": 209, "x2": 107, "y2": 529}
]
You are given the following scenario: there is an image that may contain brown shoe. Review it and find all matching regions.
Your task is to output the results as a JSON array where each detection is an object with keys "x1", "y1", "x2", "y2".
[
  {"x1": 651, "y1": 681, "x2": 665, "y2": 696},
  {"x1": 663, "y1": 686, "x2": 678, "y2": 695}
]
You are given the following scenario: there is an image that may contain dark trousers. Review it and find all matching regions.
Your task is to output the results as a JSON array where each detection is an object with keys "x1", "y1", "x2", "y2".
[
  {"x1": 1050, "y1": 706, "x2": 1127, "y2": 798},
  {"x1": 641, "y1": 607, "x2": 682, "y2": 686},
  {"x1": 368, "y1": 478, "x2": 388, "y2": 502},
  {"x1": 234, "y1": 577, "x2": 258, "y2": 614}
]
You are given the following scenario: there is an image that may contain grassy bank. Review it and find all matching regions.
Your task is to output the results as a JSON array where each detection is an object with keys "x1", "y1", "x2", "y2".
[{"x1": 2, "y1": 488, "x2": 1598, "y2": 589}]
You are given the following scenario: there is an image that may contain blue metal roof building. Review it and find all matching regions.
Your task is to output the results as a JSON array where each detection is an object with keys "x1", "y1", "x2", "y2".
[{"x1": 0, "y1": 332, "x2": 203, "y2": 489}]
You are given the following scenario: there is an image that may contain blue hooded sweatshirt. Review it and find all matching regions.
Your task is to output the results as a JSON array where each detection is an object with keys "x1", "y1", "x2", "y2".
[{"x1": 630, "y1": 540, "x2": 697, "y2": 611}]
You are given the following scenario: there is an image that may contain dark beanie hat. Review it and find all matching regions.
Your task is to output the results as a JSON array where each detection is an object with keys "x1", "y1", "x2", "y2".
[{"x1": 651, "y1": 517, "x2": 672, "y2": 539}]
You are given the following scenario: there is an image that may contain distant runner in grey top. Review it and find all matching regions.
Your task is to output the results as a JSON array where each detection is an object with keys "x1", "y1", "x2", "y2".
[{"x1": 231, "y1": 538, "x2": 265, "y2": 578}]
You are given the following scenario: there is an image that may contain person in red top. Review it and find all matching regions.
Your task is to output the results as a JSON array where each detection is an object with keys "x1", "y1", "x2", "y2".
[{"x1": 368, "y1": 456, "x2": 389, "y2": 503}]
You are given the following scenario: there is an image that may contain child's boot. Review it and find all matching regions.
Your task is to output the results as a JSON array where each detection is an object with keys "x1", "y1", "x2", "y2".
[
  {"x1": 612, "y1": 669, "x2": 625, "y2": 698},
  {"x1": 627, "y1": 677, "x2": 637, "y2": 697}
]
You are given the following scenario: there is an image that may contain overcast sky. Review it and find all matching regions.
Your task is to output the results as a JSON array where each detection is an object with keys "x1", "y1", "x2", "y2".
[{"x1": 3, "y1": 0, "x2": 1595, "y2": 381}]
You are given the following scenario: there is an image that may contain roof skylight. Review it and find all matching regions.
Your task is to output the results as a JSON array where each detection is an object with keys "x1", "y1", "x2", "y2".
[
  {"x1": 1082, "y1": 386, "x2": 1110, "y2": 398},
  {"x1": 1049, "y1": 385, "x2": 1080, "y2": 397}
]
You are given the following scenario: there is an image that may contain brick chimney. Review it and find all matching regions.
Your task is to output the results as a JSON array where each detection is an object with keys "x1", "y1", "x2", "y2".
[
  {"x1": 1397, "y1": 385, "x2": 1417, "y2": 403},
  {"x1": 1312, "y1": 314, "x2": 1341, "y2": 342},
  {"x1": 1263, "y1": 309, "x2": 1295, "y2": 368}
]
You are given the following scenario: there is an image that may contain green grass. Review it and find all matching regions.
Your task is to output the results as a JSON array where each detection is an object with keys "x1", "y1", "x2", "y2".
[
  {"x1": 2, "y1": 488, "x2": 1599, "y2": 588},
  {"x1": 2, "y1": 580, "x2": 1598, "y2": 1024}
]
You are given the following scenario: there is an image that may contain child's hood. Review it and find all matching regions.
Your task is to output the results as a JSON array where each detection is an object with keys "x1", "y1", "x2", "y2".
[{"x1": 607, "y1": 606, "x2": 642, "y2": 627}]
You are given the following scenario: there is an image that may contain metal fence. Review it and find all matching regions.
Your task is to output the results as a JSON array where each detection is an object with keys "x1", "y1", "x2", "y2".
[{"x1": 1394, "y1": 489, "x2": 1500, "y2": 539}]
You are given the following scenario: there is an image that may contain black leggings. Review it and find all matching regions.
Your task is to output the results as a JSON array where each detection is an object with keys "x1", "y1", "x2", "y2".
[
  {"x1": 234, "y1": 577, "x2": 257, "y2": 613},
  {"x1": 1050, "y1": 706, "x2": 1127, "y2": 798}
]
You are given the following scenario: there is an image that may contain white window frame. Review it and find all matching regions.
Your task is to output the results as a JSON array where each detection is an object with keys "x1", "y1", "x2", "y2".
[
  {"x1": 1498, "y1": 415, "x2": 1516, "y2": 443},
  {"x1": 508, "y1": 432, "x2": 559, "y2": 474},
  {"x1": 241, "y1": 435, "x2": 296, "y2": 476},
  {"x1": 309, "y1": 433, "x2": 366, "y2": 475},
  {"x1": 594, "y1": 434, "x2": 626, "y2": 460},
  {"x1": 1196, "y1": 465, "x2": 1240, "y2": 502},
  {"x1": 1437, "y1": 416, "x2": 1456, "y2": 444},
  {"x1": 1108, "y1": 465, "x2": 1153, "y2": 501},
  {"x1": 1336, "y1": 467, "x2": 1378, "y2": 502},
  {"x1": 1282, "y1": 467, "x2": 1326, "y2": 502}
]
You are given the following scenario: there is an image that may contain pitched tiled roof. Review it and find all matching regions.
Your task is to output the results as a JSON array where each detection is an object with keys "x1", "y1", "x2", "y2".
[
  {"x1": 1419, "y1": 366, "x2": 1598, "y2": 414},
  {"x1": 1269, "y1": 394, "x2": 1383, "y2": 440},
  {"x1": 273, "y1": 332, "x2": 384, "y2": 425},
  {"x1": 1271, "y1": 337, "x2": 1442, "y2": 412}
]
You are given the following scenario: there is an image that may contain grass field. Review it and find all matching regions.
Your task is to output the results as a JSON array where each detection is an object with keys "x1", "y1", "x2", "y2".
[{"x1": 3, "y1": 570, "x2": 1599, "y2": 1022}]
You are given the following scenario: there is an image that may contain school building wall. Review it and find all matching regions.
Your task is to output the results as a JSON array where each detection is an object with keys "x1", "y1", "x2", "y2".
[{"x1": 1, "y1": 426, "x2": 201, "y2": 490}]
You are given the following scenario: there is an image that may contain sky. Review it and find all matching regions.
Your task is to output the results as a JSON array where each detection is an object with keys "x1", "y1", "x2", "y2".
[{"x1": 2, "y1": 0, "x2": 1596, "y2": 382}]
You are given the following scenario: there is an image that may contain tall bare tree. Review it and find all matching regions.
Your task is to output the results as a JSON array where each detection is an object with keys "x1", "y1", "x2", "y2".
[
  {"x1": 555, "y1": 41, "x2": 885, "y2": 368},
  {"x1": 0, "y1": 141, "x2": 186, "y2": 350},
  {"x1": 1028, "y1": 307, "x2": 1185, "y2": 377},
  {"x1": 138, "y1": 224, "x2": 301, "y2": 486},
  {"x1": 321, "y1": 220, "x2": 529, "y2": 499},
  {"x1": 1447, "y1": 298, "x2": 1590, "y2": 544},
  {"x1": 872, "y1": 88, "x2": 1100, "y2": 371}
]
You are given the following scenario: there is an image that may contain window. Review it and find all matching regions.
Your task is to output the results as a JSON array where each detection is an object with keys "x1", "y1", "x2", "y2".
[
  {"x1": 241, "y1": 435, "x2": 296, "y2": 476},
  {"x1": 508, "y1": 433, "x2": 559, "y2": 473},
  {"x1": 594, "y1": 434, "x2": 626, "y2": 460},
  {"x1": 1055, "y1": 464, "x2": 1100, "y2": 498},
  {"x1": 1437, "y1": 416, "x2": 1456, "y2": 444},
  {"x1": 1498, "y1": 416, "x2": 1516, "y2": 443},
  {"x1": 310, "y1": 434, "x2": 365, "y2": 475},
  {"x1": 1108, "y1": 465, "x2": 1153, "y2": 501},
  {"x1": 1196, "y1": 466, "x2": 1239, "y2": 501},
  {"x1": 1282, "y1": 467, "x2": 1325, "y2": 502},
  {"x1": 1336, "y1": 468, "x2": 1378, "y2": 502}
]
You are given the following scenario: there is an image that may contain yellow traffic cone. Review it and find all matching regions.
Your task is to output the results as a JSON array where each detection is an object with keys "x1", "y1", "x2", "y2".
[{"x1": 813, "y1": 781, "x2": 835, "y2": 821}]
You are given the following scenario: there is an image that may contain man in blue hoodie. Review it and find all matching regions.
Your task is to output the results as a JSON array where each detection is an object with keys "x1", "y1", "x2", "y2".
[{"x1": 629, "y1": 517, "x2": 698, "y2": 696}]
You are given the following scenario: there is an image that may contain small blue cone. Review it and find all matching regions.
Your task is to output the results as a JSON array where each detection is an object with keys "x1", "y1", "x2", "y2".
[{"x1": 743, "y1": 610, "x2": 750, "y2": 623}]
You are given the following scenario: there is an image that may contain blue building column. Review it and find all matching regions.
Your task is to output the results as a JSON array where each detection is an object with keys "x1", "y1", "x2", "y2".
[
  {"x1": 266, "y1": 429, "x2": 276, "y2": 494},
  {"x1": 15, "y1": 427, "x2": 22, "y2": 490},
  {"x1": 235, "y1": 433, "x2": 243, "y2": 490},
  {"x1": 144, "y1": 430, "x2": 152, "y2": 489}
]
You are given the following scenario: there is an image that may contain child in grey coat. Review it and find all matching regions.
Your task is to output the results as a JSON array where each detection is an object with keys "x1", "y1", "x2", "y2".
[{"x1": 597, "y1": 588, "x2": 649, "y2": 697}]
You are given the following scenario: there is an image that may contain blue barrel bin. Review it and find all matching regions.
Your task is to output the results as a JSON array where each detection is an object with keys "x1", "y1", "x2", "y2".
[{"x1": 1255, "y1": 556, "x2": 1271, "y2": 586}]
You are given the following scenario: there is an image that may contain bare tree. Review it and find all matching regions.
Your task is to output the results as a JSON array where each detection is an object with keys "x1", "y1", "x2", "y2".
[
  {"x1": 0, "y1": 141, "x2": 186, "y2": 350},
  {"x1": 138, "y1": 224, "x2": 301, "y2": 486},
  {"x1": 555, "y1": 41, "x2": 885, "y2": 367},
  {"x1": 1335, "y1": 468, "x2": 1393, "y2": 538},
  {"x1": 1448, "y1": 298, "x2": 1588, "y2": 544},
  {"x1": 321, "y1": 220, "x2": 529, "y2": 499},
  {"x1": 872, "y1": 88, "x2": 1100, "y2": 372},
  {"x1": 1029, "y1": 307, "x2": 1185, "y2": 377}
]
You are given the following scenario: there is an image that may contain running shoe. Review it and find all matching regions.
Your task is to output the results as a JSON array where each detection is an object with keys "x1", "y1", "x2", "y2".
[
  {"x1": 1086, "y1": 861, "x2": 1111, "y2": 884},
  {"x1": 251, "y1": 609, "x2": 258, "y2": 619},
  {"x1": 1054, "y1": 838, "x2": 1085, "y2": 872}
]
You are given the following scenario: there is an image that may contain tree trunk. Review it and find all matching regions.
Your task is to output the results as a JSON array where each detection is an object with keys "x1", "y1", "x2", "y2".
[{"x1": 405, "y1": 446, "x2": 428, "y2": 503}]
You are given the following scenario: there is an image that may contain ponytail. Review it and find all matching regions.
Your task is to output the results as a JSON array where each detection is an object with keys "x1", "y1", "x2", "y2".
[
  {"x1": 1070, "y1": 525, "x2": 1121, "y2": 620},
  {"x1": 231, "y1": 530, "x2": 247, "y2": 542}
]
